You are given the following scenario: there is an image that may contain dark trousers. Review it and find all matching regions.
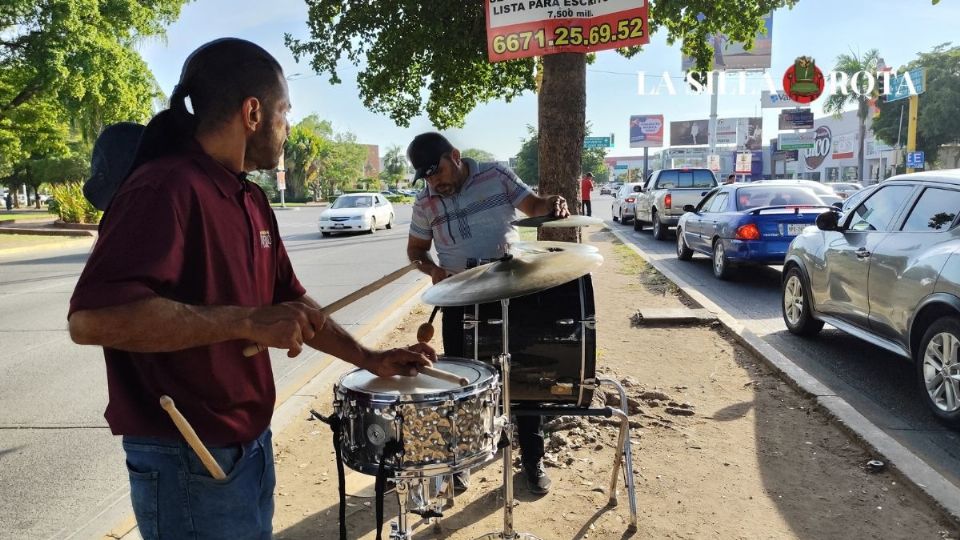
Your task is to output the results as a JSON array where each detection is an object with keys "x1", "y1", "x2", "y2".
[
  {"x1": 441, "y1": 305, "x2": 545, "y2": 470},
  {"x1": 581, "y1": 199, "x2": 592, "y2": 216}
]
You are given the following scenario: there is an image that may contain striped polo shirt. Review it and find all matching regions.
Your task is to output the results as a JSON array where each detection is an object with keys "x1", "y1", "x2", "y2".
[{"x1": 410, "y1": 158, "x2": 534, "y2": 273}]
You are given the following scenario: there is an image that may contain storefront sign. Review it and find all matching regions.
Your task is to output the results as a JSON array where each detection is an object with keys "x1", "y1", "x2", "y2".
[
  {"x1": 804, "y1": 126, "x2": 833, "y2": 170},
  {"x1": 778, "y1": 132, "x2": 816, "y2": 151},
  {"x1": 778, "y1": 109, "x2": 814, "y2": 130}
]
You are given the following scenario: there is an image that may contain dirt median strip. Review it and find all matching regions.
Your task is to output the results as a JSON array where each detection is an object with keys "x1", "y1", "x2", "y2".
[{"x1": 270, "y1": 229, "x2": 960, "y2": 539}]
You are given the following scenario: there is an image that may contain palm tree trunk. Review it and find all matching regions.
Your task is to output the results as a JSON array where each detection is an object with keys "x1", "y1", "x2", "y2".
[{"x1": 538, "y1": 53, "x2": 585, "y2": 243}]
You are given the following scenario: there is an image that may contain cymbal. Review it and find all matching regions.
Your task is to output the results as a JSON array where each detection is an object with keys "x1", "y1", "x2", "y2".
[
  {"x1": 510, "y1": 241, "x2": 599, "y2": 255},
  {"x1": 421, "y1": 251, "x2": 603, "y2": 307},
  {"x1": 512, "y1": 214, "x2": 604, "y2": 228}
]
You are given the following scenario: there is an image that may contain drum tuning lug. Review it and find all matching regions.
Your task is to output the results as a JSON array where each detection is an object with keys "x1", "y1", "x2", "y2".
[
  {"x1": 584, "y1": 316, "x2": 597, "y2": 330},
  {"x1": 487, "y1": 318, "x2": 504, "y2": 326}
]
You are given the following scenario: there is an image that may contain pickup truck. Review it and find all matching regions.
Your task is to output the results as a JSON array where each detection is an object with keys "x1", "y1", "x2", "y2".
[{"x1": 632, "y1": 168, "x2": 717, "y2": 240}]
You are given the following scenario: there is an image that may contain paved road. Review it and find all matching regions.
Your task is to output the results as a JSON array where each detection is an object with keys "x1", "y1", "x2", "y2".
[
  {"x1": 591, "y1": 193, "x2": 960, "y2": 488},
  {"x1": 0, "y1": 204, "x2": 419, "y2": 539}
]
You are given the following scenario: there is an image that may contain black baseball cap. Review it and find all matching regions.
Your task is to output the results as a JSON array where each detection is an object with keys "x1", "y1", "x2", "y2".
[
  {"x1": 83, "y1": 122, "x2": 145, "y2": 210},
  {"x1": 407, "y1": 132, "x2": 454, "y2": 180}
]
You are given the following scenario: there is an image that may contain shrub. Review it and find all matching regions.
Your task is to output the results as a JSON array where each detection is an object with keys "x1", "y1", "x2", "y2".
[
  {"x1": 385, "y1": 195, "x2": 413, "y2": 204},
  {"x1": 50, "y1": 182, "x2": 102, "y2": 224}
]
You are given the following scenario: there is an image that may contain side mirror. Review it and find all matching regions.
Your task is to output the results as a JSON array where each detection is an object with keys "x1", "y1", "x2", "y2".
[
  {"x1": 815, "y1": 210, "x2": 840, "y2": 231},
  {"x1": 633, "y1": 185, "x2": 642, "y2": 193},
  {"x1": 683, "y1": 204, "x2": 696, "y2": 213},
  {"x1": 832, "y1": 201, "x2": 843, "y2": 209}
]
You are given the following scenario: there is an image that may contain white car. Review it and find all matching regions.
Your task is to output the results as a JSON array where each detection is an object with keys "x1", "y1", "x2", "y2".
[
  {"x1": 318, "y1": 193, "x2": 394, "y2": 236},
  {"x1": 826, "y1": 182, "x2": 863, "y2": 199},
  {"x1": 611, "y1": 182, "x2": 642, "y2": 224}
]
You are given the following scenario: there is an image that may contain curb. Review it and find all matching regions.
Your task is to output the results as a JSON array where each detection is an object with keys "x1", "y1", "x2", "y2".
[
  {"x1": 93, "y1": 275, "x2": 432, "y2": 540},
  {"x1": 607, "y1": 225, "x2": 960, "y2": 524},
  {"x1": 0, "y1": 236, "x2": 94, "y2": 257}
]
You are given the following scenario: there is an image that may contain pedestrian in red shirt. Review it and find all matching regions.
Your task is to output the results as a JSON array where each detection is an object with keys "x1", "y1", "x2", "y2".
[
  {"x1": 68, "y1": 38, "x2": 433, "y2": 540},
  {"x1": 580, "y1": 172, "x2": 595, "y2": 216}
]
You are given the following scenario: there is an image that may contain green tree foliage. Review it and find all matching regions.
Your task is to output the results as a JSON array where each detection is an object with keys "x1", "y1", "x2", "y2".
[
  {"x1": 513, "y1": 125, "x2": 608, "y2": 186},
  {"x1": 50, "y1": 182, "x2": 101, "y2": 224},
  {"x1": 872, "y1": 44, "x2": 960, "y2": 168},
  {"x1": 822, "y1": 49, "x2": 882, "y2": 181},
  {"x1": 287, "y1": 1, "x2": 795, "y2": 129},
  {"x1": 461, "y1": 148, "x2": 496, "y2": 163},
  {"x1": 282, "y1": 115, "x2": 368, "y2": 200},
  {"x1": 0, "y1": 0, "x2": 189, "y2": 174},
  {"x1": 380, "y1": 144, "x2": 407, "y2": 189}
]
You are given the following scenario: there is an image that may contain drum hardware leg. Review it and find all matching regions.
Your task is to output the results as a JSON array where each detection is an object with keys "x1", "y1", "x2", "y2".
[
  {"x1": 474, "y1": 298, "x2": 542, "y2": 540},
  {"x1": 597, "y1": 377, "x2": 639, "y2": 532},
  {"x1": 391, "y1": 481, "x2": 411, "y2": 540}
]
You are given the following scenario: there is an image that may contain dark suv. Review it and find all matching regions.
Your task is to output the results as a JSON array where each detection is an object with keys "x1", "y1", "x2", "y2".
[{"x1": 782, "y1": 171, "x2": 960, "y2": 427}]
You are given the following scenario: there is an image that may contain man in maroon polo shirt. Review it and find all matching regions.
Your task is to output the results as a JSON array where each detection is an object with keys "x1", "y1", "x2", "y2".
[{"x1": 68, "y1": 39, "x2": 432, "y2": 540}]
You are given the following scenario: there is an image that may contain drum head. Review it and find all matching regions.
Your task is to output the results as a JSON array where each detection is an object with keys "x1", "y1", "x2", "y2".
[{"x1": 339, "y1": 357, "x2": 495, "y2": 400}]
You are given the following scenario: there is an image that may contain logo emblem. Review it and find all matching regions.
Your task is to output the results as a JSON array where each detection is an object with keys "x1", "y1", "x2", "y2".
[
  {"x1": 783, "y1": 56, "x2": 825, "y2": 104},
  {"x1": 259, "y1": 230, "x2": 272, "y2": 248},
  {"x1": 804, "y1": 126, "x2": 832, "y2": 170}
]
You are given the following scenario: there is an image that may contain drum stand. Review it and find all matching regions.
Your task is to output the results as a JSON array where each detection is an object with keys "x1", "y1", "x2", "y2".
[{"x1": 475, "y1": 297, "x2": 541, "y2": 540}]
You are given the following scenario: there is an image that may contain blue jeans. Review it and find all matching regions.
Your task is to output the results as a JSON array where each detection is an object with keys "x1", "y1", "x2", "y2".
[{"x1": 122, "y1": 428, "x2": 275, "y2": 540}]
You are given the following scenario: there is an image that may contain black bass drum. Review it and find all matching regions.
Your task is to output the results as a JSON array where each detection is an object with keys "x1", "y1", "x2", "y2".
[{"x1": 462, "y1": 275, "x2": 596, "y2": 406}]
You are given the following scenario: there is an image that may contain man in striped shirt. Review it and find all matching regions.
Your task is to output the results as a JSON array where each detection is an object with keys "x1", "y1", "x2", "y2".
[{"x1": 406, "y1": 132, "x2": 568, "y2": 495}]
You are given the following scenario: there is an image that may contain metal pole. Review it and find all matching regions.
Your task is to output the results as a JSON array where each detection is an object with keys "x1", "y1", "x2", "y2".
[
  {"x1": 906, "y1": 95, "x2": 919, "y2": 173},
  {"x1": 708, "y1": 71, "x2": 719, "y2": 156},
  {"x1": 642, "y1": 147, "x2": 649, "y2": 181}
]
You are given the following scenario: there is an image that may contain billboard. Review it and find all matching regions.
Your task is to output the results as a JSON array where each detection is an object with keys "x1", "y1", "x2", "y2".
[
  {"x1": 485, "y1": 0, "x2": 649, "y2": 62},
  {"x1": 670, "y1": 119, "x2": 709, "y2": 146},
  {"x1": 831, "y1": 132, "x2": 856, "y2": 160},
  {"x1": 682, "y1": 12, "x2": 772, "y2": 71},
  {"x1": 629, "y1": 115, "x2": 664, "y2": 148},
  {"x1": 669, "y1": 117, "x2": 761, "y2": 149},
  {"x1": 779, "y1": 109, "x2": 814, "y2": 130}
]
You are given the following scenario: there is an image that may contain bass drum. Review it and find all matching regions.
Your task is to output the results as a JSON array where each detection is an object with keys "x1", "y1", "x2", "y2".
[{"x1": 463, "y1": 275, "x2": 596, "y2": 406}]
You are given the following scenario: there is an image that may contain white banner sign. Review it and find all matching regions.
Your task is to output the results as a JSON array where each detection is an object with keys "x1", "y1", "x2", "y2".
[
  {"x1": 761, "y1": 90, "x2": 802, "y2": 109},
  {"x1": 735, "y1": 152, "x2": 752, "y2": 174}
]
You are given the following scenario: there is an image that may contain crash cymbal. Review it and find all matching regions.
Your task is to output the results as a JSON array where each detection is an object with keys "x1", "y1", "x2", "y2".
[
  {"x1": 511, "y1": 214, "x2": 604, "y2": 228},
  {"x1": 421, "y1": 251, "x2": 603, "y2": 307},
  {"x1": 510, "y1": 241, "x2": 599, "y2": 255}
]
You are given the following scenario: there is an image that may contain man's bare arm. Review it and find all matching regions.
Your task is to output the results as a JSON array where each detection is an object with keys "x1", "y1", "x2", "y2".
[
  {"x1": 68, "y1": 297, "x2": 313, "y2": 353},
  {"x1": 407, "y1": 235, "x2": 449, "y2": 284}
]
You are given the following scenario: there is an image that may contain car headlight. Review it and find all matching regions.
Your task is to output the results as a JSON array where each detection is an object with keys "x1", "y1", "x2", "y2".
[{"x1": 319, "y1": 216, "x2": 330, "y2": 221}]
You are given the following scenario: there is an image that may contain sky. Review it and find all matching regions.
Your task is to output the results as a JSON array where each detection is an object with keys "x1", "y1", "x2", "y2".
[{"x1": 137, "y1": 0, "x2": 960, "y2": 162}]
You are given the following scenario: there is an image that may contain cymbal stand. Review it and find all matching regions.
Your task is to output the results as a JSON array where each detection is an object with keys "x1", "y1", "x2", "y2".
[{"x1": 475, "y1": 297, "x2": 541, "y2": 540}]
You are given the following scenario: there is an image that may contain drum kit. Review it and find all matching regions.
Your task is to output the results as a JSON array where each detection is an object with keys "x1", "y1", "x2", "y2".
[{"x1": 330, "y1": 214, "x2": 638, "y2": 539}]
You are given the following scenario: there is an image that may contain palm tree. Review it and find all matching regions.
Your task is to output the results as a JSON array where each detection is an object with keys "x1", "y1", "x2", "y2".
[
  {"x1": 823, "y1": 48, "x2": 882, "y2": 182},
  {"x1": 382, "y1": 145, "x2": 407, "y2": 189}
]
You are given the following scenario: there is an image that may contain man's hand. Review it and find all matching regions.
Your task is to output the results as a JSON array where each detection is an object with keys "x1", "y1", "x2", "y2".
[
  {"x1": 407, "y1": 341, "x2": 438, "y2": 362},
  {"x1": 429, "y1": 265, "x2": 450, "y2": 284},
  {"x1": 363, "y1": 347, "x2": 433, "y2": 377},
  {"x1": 549, "y1": 195, "x2": 570, "y2": 218},
  {"x1": 246, "y1": 302, "x2": 327, "y2": 358}
]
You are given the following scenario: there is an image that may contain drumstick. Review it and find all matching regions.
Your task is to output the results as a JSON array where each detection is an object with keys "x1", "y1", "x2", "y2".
[
  {"x1": 159, "y1": 395, "x2": 226, "y2": 480},
  {"x1": 416, "y1": 306, "x2": 441, "y2": 343},
  {"x1": 243, "y1": 263, "x2": 417, "y2": 357},
  {"x1": 419, "y1": 365, "x2": 469, "y2": 386}
]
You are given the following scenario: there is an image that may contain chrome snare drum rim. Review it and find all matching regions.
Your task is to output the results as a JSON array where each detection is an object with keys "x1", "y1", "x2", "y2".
[{"x1": 334, "y1": 357, "x2": 501, "y2": 477}]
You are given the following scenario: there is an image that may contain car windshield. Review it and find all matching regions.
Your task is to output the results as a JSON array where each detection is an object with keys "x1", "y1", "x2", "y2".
[
  {"x1": 735, "y1": 187, "x2": 824, "y2": 210},
  {"x1": 332, "y1": 195, "x2": 373, "y2": 209}
]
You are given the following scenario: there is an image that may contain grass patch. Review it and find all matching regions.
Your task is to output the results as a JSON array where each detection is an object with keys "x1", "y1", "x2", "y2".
[
  {"x1": 0, "y1": 212, "x2": 52, "y2": 222},
  {"x1": 518, "y1": 227, "x2": 537, "y2": 241},
  {"x1": 610, "y1": 239, "x2": 681, "y2": 297},
  {"x1": 0, "y1": 234, "x2": 89, "y2": 249},
  {"x1": 270, "y1": 202, "x2": 309, "y2": 207}
]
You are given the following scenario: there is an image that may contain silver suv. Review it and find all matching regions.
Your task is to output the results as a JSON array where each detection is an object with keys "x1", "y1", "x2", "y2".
[{"x1": 782, "y1": 171, "x2": 960, "y2": 427}]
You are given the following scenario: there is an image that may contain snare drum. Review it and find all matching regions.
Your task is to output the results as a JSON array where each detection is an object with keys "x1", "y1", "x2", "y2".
[{"x1": 334, "y1": 357, "x2": 500, "y2": 478}]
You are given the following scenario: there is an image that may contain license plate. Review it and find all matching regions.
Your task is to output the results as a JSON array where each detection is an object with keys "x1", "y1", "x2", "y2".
[
  {"x1": 333, "y1": 223, "x2": 345, "y2": 229},
  {"x1": 786, "y1": 223, "x2": 806, "y2": 236}
]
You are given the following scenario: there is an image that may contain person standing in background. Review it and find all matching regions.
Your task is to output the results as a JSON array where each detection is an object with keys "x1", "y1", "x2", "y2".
[{"x1": 580, "y1": 172, "x2": 594, "y2": 216}]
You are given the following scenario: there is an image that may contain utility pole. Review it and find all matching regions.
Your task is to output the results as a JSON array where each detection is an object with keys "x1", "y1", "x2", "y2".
[{"x1": 906, "y1": 94, "x2": 919, "y2": 173}]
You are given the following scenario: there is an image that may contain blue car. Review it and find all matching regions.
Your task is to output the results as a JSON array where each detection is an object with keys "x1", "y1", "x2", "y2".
[{"x1": 675, "y1": 182, "x2": 834, "y2": 279}]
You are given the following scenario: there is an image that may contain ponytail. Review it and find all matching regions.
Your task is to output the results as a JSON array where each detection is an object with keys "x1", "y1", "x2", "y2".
[{"x1": 126, "y1": 84, "x2": 198, "y2": 175}]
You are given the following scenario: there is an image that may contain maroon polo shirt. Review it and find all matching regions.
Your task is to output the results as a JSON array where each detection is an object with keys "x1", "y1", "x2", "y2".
[{"x1": 69, "y1": 145, "x2": 306, "y2": 445}]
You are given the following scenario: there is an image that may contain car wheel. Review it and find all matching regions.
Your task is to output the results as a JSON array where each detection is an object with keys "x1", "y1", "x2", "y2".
[
  {"x1": 712, "y1": 239, "x2": 733, "y2": 280},
  {"x1": 652, "y1": 211, "x2": 667, "y2": 241},
  {"x1": 612, "y1": 206, "x2": 619, "y2": 222},
  {"x1": 676, "y1": 227, "x2": 693, "y2": 261},
  {"x1": 917, "y1": 316, "x2": 960, "y2": 428},
  {"x1": 368, "y1": 217, "x2": 377, "y2": 234},
  {"x1": 321, "y1": 232, "x2": 332, "y2": 237},
  {"x1": 386, "y1": 213, "x2": 394, "y2": 229},
  {"x1": 781, "y1": 267, "x2": 824, "y2": 336},
  {"x1": 633, "y1": 215, "x2": 644, "y2": 231}
]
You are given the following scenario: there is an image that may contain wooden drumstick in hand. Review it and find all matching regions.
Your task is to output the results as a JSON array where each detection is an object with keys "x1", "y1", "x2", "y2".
[
  {"x1": 419, "y1": 365, "x2": 469, "y2": 386},
  {"x1": 159, "y1": 395, "x2": 226, "y2": 480}
]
